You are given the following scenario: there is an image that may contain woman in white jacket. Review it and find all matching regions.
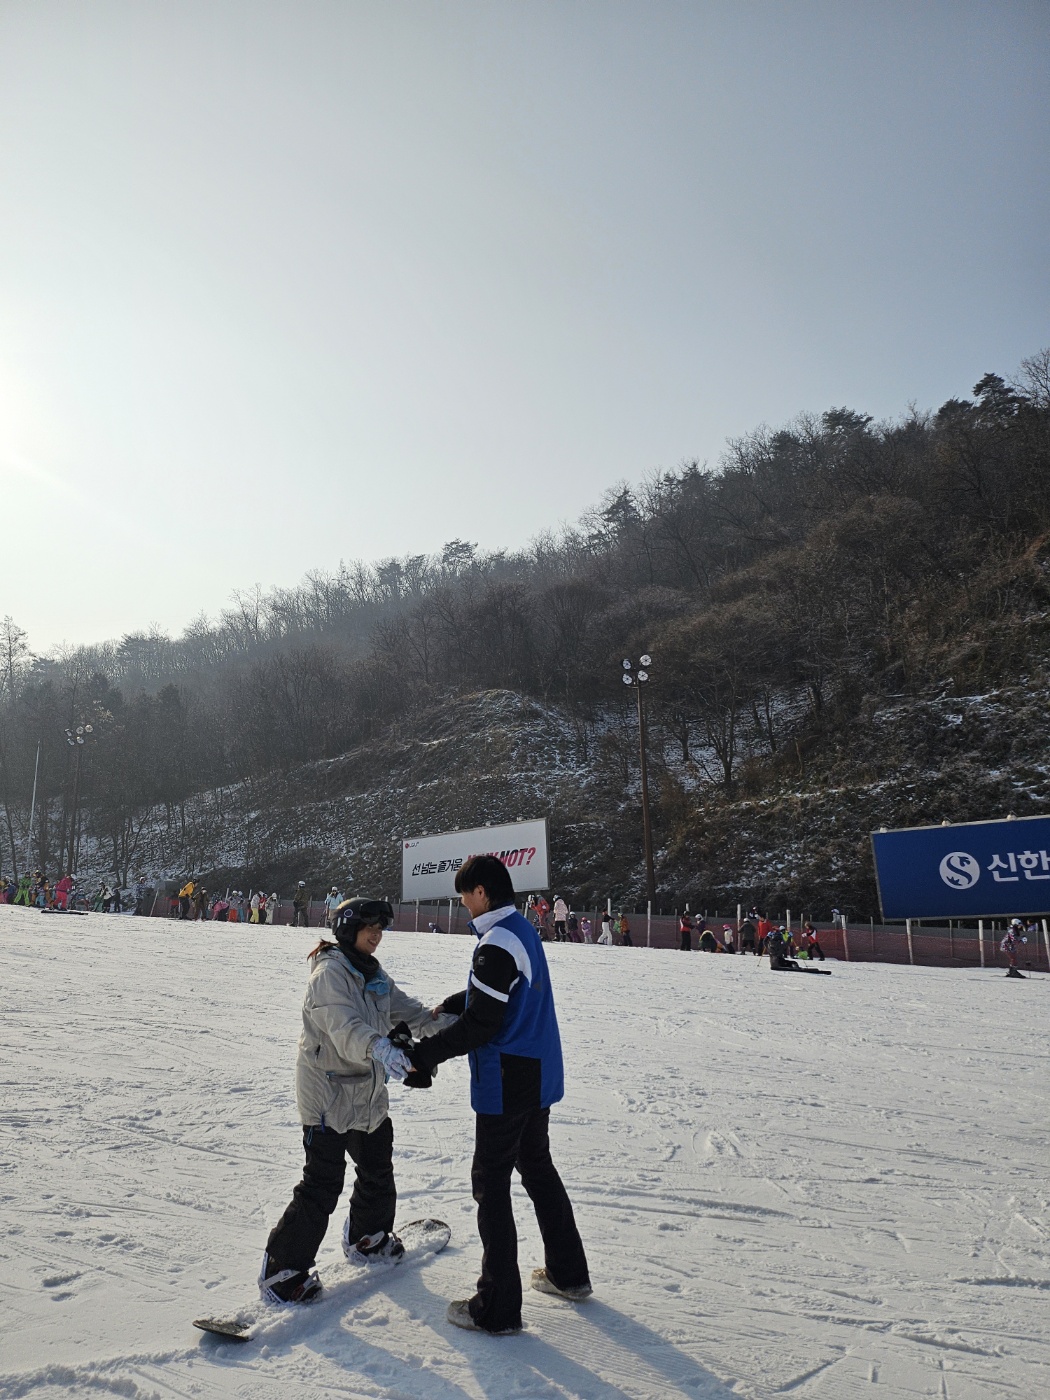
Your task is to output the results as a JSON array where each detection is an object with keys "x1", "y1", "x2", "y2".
[{"x1": 260, "y1": 898, "x2": 450, "y2": 1304}]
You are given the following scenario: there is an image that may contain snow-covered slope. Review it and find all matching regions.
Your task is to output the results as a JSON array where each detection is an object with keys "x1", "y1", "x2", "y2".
[{"x1": 1, "y1": 906, "x2": 1046, "y2": 1399}]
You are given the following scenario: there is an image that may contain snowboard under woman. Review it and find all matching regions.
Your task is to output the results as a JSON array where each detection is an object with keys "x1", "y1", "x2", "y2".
[{"x1": 259, "y1": 897, "x2": 451, "y2": 1304}]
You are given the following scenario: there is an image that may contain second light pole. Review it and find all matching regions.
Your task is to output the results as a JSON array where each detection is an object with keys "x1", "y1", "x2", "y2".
[
  {"x1": 621, "y1": 654, "x2": 656, "y2": 906},
  {"x1": 63, "y1": 722, "x2": 94, "y2": 874}
]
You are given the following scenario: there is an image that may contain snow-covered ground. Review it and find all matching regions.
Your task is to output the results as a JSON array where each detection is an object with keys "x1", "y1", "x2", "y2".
[{"x1": 1, "y1": 907, "x2": 1046, "y2": 1400}]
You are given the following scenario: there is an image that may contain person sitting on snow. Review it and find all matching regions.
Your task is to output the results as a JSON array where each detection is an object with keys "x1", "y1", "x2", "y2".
[{"x1": 767, "y1": 927, "x2": 801, "y2": 972}]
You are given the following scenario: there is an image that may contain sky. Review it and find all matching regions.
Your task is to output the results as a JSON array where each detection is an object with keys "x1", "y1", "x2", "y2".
[{"x1": 1, "y1": 1, "x2": 1048, "y2": 651}]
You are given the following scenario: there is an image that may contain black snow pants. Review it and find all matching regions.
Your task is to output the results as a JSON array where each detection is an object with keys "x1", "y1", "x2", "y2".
[
  {"x1": 469, "y1": 1106, "x2": 590, "y2": 1332},
  {"x1": 266, "y1": 1118, "x2": 396, "y2": 1271}
]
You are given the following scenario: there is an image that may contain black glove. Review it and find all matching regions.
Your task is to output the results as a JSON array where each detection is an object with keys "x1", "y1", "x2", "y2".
[{"x1": 389, "y1": 1021, "x2": 433, "y2": 1089}]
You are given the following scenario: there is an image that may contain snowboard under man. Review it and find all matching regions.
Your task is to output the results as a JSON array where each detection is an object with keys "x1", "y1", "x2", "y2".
[
  {"x1": 404, "y1": 854, "x2": 591, "y2": 1334},
  {"x1": 259, "y1": 897, "x2": 451, "y2": 1304}
]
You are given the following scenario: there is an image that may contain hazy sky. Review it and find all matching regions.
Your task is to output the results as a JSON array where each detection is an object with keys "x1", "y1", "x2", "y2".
[{"x1": 2, "y1": 1, "x2": 1047, "y2": 650}]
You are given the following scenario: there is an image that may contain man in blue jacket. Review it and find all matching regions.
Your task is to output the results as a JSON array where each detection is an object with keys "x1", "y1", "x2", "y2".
[{"x1": 406, "y1": 854, "x2": 591, "y2": 1334}]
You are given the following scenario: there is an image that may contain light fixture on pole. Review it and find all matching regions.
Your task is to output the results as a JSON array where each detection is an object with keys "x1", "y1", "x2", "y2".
[{"x1": 621, "y1": 654, "x2": 656, "y2": 905}]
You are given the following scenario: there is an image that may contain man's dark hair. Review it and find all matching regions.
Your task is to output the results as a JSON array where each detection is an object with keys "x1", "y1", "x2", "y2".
[{"x1": 454, "y1": 854, "x2": 516, "y2": 908}]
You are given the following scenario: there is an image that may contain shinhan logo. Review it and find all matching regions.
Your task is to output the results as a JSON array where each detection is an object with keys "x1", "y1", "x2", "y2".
[{"x1": 939, "y1": 851, "x2": 981, "y2": 890}]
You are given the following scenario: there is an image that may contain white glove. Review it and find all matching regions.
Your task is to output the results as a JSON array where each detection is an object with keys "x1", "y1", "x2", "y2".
[{"x1": 371, "y1": 1036, "x2": 412, "y2": 1082}]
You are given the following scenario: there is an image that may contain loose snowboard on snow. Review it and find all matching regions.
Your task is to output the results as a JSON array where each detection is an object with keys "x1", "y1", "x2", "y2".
[{"x1": 193, "y1": 1218, "x2": 451, "y2": 1342}]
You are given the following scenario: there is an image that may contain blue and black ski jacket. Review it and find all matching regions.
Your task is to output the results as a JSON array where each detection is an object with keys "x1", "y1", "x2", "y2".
[{"x1": 413, "y1": 904, "x2": 565, "y2": 1115}]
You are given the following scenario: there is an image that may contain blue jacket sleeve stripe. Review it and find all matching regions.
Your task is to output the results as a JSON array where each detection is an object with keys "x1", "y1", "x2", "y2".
[
  {"x1": 481, "y1": 926, "x2": 533, "y2": 984},
  {"x1": 469, "y1": 971, "x2": 512, "y2": 1003}
]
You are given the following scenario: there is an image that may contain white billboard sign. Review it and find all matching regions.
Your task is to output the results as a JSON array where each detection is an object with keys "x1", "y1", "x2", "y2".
[{"x1": 401, "y1": 818, "x2": 550, "y2": 902}]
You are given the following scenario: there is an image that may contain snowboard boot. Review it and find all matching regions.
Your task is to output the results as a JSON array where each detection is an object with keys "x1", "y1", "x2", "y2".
[
  {"x1": 1006, "y1": 967, "x2": 1026, "y2": 978},
  {"x1": 446, "y1": 1299, "x2": 522, "y2": 1334},
  {"x1": 530, "y1": 1267, "x2": 593, "y2": 1301},
  {"x1": 258, "y1": 1251, "x2": 322, "y2": 1305},
  {"x1": 342, "y1": 1219, "x2": 405, "y2": 1262}
]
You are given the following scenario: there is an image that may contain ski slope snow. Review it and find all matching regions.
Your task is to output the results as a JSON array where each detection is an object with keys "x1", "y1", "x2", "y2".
[{"x1": 0, "y1": 905, "x2": 1046, "y2": 1399}]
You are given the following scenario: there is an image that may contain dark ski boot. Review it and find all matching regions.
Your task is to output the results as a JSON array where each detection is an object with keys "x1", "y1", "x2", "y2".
[{"x1": 258, "y1": 1252, "x2": 322, "y2": 1305}]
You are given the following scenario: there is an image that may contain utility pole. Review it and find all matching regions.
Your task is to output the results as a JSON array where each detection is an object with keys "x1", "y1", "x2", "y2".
[{"x1": 621, "y1": 654, "x2": 656, "y2": 906}]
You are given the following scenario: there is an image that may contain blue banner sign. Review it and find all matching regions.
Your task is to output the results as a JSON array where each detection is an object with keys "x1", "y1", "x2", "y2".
[{"x1": 871, "y1": 815, "x2": 1050, "y2": 919}]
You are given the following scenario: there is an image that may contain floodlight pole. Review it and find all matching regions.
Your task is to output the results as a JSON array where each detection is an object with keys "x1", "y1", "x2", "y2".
[
  {"x1": 636, "y1": 679, "x2": 656, "y2": 907},
  {"x1": 62, "y1": 721, "x2": 95, "y2": 874},
  {"x1": 621, "y1": 654, "x2": 656, "y2": 908}
]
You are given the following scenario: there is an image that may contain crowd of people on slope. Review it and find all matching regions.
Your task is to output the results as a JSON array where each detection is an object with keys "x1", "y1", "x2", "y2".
[
  {"x1": 523, "y1": 896, "x2": 832, "y2": 958},
  {"x1": 524, "y1": 894, "x2": 634, "y2": 945},
  {"x1": 3, "y1": 866, "x2": 1037, "y2": 981},
  {"x1": 706, "y1": 909, "x2": 829, "y2": 961},
  {"x1": 169, "y1": 879, "x2": 348, "y2": 925},
  {"x1": 0, "y1": 871, "x2": 177, "y2": 913},
  {"x1": 0, "y1": 870, "x2": 79, "y2": 910},
  {"x1": 671, "y1": 908, "x2": 828, "y2": 959},
  {"x1": 0, "y1": 871, "x2": 348, "y2": 923}
]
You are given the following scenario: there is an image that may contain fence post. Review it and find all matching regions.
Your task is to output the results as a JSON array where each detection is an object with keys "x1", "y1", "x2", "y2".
[
  {"x1": 1042, "y1": 918, "x2": 1050, "y2": 972},
  {"x1": 448, "y1": 898, "x2": 454, "y2": 934},
  {"x1": 841, "y1": 914, "x2": 850, "y2": 961},
  {"x1": 978, "y1": 919, "x2": 985, "y2": 968},
  {"x1": 647, "y1": 899, "x2": 652, "y2": 947},
  {"x1": 414, "y1": 899, "x2": 419, "y2": 932},
  {"x1": 906, "y1": 918, "x2": 915, "y2": 965}
]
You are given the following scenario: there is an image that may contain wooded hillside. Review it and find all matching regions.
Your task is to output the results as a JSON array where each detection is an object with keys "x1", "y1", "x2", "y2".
[{"x1": 3, "y1": 349, "x2": 1049, "y2": 910}]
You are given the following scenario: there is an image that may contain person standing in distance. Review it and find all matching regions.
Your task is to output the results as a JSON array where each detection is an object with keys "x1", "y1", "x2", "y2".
[
  {"x1": 405, "y1": 854, "x2": 591, "y2": 1335},
  {"x1": 292, "y1": 881, "x2": 310, "y2": 928},
  {"x1": 324, "y1": 886, "x2": 343, "y2": 928},
  {"x1": 1001, "y1": 919, "x2": 1027, "y2": 978},
  {"x1": 552, "y1": 895, "x2": 569, "y2": 942},
  {"x1": 678, "y1": 910, "x2": 693, "y2": 952}
]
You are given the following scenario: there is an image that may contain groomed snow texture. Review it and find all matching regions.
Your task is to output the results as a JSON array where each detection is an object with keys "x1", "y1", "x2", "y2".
[{"x1": 1, "y1": 906, "x2": 1047, "y2": 1399}]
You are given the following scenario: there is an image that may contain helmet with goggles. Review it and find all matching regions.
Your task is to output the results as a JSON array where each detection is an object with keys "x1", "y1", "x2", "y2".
[{"x1": 331, "y1": 897, "x2": 394, "y2": 941}]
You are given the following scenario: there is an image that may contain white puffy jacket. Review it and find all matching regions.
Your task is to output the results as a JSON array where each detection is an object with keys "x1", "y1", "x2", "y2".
[{"x1": 294, "y1": 944, "x2": 451, "y2": 1134}]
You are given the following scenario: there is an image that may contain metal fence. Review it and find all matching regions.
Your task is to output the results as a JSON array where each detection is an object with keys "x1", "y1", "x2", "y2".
[
  {"x1": 806, "y1": 919, "x2": 1050, "y2": 972},
  {"x1": 149, "y1": 894, "x2": 1050, "y2": 972},
  {"x1": 388, "y1": 905, "x2": 1050, "y2": 971}
]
